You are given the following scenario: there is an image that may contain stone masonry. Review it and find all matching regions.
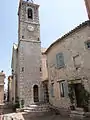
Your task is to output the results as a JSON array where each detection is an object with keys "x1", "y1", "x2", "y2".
[
  {"x1": 45, "y1": 20, "x2": 90, "y2": 114},
  {"x1": 11, "y1": 0, "x2": 43, "y2": 107},
  {"x1": 0, "y1": 71, "x2": 5, "y2": 104}
]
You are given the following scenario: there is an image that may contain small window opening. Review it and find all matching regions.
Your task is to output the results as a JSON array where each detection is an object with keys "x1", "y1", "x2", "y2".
[
  {"x1": 60, "y1": 82, "x2": 64, "y2": 97},
  {"x1": 22, "y1": 67, "x2": 24, "y2": 72},
  {"x1": 86, "y1": 41, "x2": 90, "y2": 48},
  {"x1": 28, "y1": 8, "x2": 33, "y2": 19},
  {"x1": 51, "y1": 83, "x2": 54, "y2": 97},
  {"x1": 38, "y1": 38, "x2": 40, "y2": 41},
  {"x1": 22, "y1": 36, "x2": 24, "y2": 39},
  {"x1": 40, "y1": 67, "x2": 42, "y2": 72}
]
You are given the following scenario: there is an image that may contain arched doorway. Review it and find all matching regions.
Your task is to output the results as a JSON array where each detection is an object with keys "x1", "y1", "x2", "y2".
[{"x1": 33, "y1": 85, "x2": 39, "y2": 102}]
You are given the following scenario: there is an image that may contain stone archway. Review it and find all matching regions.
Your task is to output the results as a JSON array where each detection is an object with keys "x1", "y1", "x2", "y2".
[{"x1": 33, "y1": 85, "x2": 39, "y2": 102}]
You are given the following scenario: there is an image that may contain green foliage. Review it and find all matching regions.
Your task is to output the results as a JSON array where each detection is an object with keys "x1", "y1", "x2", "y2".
[
  {"x1": 12, "y1": 97, "x2": 20, "y2": 112},
  {"x1": 21, "y1": 99, "x2": 24, "y2": 108},
  {"x1": 68, "y1": 84, "x2": 75, "y2": 104},
  {"x1": 79, "y1": 86, "x2": 90, "y2": 109},
  {"x1": 15, "y1": 97, "x2": 20, "y2": 108},
  {"x1": 68, "y1": 83, "x2": 90, "y2": 112}
]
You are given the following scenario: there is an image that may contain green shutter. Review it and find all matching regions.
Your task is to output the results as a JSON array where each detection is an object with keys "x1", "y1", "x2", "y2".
[
  {"x1": 56, "y1": 53, "x2": 65, "y2": 69},
  {"x1": 63, "y1": 81, "x2": 69, "y2": 98},
  {"x1": 51, "y1": 83, "x2": 54, "y2": 97},
  {"x1": 59, "y1": 82, "x2": 64, "y2": 97}
]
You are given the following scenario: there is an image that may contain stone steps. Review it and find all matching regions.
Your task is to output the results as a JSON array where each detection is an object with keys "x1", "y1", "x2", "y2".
[
  {"x1": 23, "y1": 103, "x2": 51, "y2": 113},
  {"x1": 3, "y1": 103, "x2": 61, "y2": 120}
]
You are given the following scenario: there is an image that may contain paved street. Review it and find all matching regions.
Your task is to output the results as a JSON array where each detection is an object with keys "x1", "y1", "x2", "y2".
[
  {"x1": 4, "y1": 113, "x2": 90, "y2": 120},
  {"x1": 3, "y1": 114, "x2": 70, "y2": 120},
  {"x1": 28, "y1": 115, "x2": 70, "y2": 120}
]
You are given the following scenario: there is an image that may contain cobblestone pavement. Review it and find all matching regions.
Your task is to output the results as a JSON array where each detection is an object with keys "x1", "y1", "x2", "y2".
[
  {"x1": 29, "y1": 115, "x2": 90, "y2": 120},
  {"x1": 29, "y1": 115, "x2": 71, "y2": 120},
  {"x1": 3, "y1": 113, "x2": 90, "y2": 120}
]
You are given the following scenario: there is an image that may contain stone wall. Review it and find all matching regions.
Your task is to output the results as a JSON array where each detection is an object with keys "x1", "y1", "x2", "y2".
[
  {"x1": 0, "y1": 105, "x2": 13, "y2": 114},
  {"x1": 0, "y1": 72, "x2": 5, "y2": 104},
  {"x1": 17, "y1": 41, "x2": 42, "y2": 106},
  {"x1": 46, "y1": 25, "x2": 90, "y2": 109}
]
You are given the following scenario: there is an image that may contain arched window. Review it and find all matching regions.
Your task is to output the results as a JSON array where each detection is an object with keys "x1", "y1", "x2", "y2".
[{"x1": 28, "y1": 8, "x2": 33, "y2": 19}]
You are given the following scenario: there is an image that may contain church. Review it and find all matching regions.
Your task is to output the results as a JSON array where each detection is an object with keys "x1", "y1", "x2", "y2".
[
  {"x1": 11, "y1": 0, "x2": 47, "y2": 107},
  {"x1": 9, "y1": 0, "x2": 90, "y2": 116}
]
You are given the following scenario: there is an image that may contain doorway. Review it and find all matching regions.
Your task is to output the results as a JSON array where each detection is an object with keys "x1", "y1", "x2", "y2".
[
  {"x1": 74, "y1": 83, "x2": 82, "y2": 107},
  {"x1": 42, "y1": 81, "x2": 49, "y2": 103},
  {"x1": 69, "y1": 83, "x2": 83, "y2": 108},
  {"x1": 33, "y1": 85, "x2": 39, "y2": 102}
]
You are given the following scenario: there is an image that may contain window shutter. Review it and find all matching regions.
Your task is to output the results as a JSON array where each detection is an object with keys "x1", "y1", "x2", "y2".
[
  {"x1": 51, "y1": 83, "x2": 54, "y2": 97},
  {"x1": 63, "y1": 81, "x2": 69, "y2": 98},
  {"x1": 59, "y1": 82, "x2": 64, "y2": 97},
  {"x1": 56, "y1": 53, "x2": 65, "y2": 68}
]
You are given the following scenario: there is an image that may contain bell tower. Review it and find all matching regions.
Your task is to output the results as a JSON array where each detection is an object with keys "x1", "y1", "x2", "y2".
[
  {"x1": 17, "y1": 0, "x2": 43, "y2": 107},
  {"x1": 18, "y1": 0, "x2": 40, "y2": 42}
]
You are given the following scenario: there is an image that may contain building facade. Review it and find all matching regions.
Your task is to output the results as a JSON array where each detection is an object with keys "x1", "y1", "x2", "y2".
[
  {"x1": 41, "y1": 48, "x2": 49, "y2": 103},
  {"x1": 0, "y1": 71, "x2": 5, "y2": 104},
  {"x1": 11, "y1": 44, "x2": 18, "y2": 103},
  {"x1": 45, "y1": 20, "x2": 90, "y2": 113},
  {"x1": 11, "y1": 0, "x2": 43, "y2": 107}
]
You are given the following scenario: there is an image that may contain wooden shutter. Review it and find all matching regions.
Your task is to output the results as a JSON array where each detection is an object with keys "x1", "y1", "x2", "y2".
[
  {"x1": 59, "y1": 82, "x2": 64, "y2": 97},
  {"x1": 56, "y1": 53, "x2": 65, "y2": 69},
  {"x1": 63, "y1": 81, "x2": 69, "y2": 98},
  {"x1": 51, "y1": 83, "x2": 54, "y2": 97}
]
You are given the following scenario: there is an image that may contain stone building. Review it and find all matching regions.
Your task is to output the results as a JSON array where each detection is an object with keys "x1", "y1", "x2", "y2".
[
  {"x1": 11, "y1": 0, "x2": 43, "y2": 107},
  {"x1": 0, "y1": 71, "x2": 5, "y2": 104},
  {"x1": 41, "y1": 48, "x2": 49, "y2": 103},
  {"x1": 10, "y1": 0, "x2": 90, "y2": 114},
  {"x1": 11, "y1": 44, "x2": 18, "y2": 103},
  {"x1": 45, "y1": 20, "x2": 90, "y2": 114}
]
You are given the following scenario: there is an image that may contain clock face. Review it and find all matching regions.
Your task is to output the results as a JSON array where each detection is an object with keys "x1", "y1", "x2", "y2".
[{"x1": 27, "y1": 25, "x2": 34, "y2": 32}]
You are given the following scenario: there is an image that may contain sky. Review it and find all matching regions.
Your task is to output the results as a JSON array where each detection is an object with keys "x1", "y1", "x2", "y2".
[{"x1": 0, "y1": 0, "x2": 88, "y2": 88}]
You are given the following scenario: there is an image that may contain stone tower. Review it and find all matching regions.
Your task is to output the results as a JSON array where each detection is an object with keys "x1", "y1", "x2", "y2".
[{"x1": 18, "y1": 0, "x2": 43, "y2": 107}]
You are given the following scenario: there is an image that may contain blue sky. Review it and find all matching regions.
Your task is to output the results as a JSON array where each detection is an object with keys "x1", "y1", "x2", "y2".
[{"x1": 0, "y1": 0, "x2": 88, "y2": 87}]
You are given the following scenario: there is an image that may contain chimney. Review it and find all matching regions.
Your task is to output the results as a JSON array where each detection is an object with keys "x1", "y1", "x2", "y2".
[{"x1": 84, "y1": 0, "x2": 90, "y2": 19}]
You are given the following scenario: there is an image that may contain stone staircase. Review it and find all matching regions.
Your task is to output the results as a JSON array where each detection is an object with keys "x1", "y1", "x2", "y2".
[
  {"x1": 3, "y1": 103, "x2": 60, "y2": 120},
  {"x1": 23, "y1": 103, "x2": 51, "y2": 112},
  {"x1": 15, "y1": 103, "x2": 57, "y2": 118}
]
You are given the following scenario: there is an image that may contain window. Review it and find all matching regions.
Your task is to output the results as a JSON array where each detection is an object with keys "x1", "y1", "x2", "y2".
[
  {"x1": 60, "y1": 82, "x2": 64, "y2": 97},
  {"x1": 46, "y1": 60, "x2": 48, "y2": 67},
  {"x1": 28, "y1": 8, "x2": 33, "y2": 19},
  {"x1": 22, "y1": 67, "x2": 24, "y2": 72},
  {"x1": 86, "y1": 41, "x2": 90, "y2": 49},
  {"x1": 51, "y1": 83, "x2": 54, "y2": 97},
  {"x1": 40, "y1": 67, "x2": 42, "y2": 72},
  {"x1": 56, "y1": 53, "x2": 65, "y2": 69},
  {"x1": 59, "y1": 81, "x2": 68, "y2": 98},
  {"x1": 38, "y1": 38, "x2": 40, "y2": 41},
  {"x1": 22, "y1": 36, "x2": 24, "y2": 39}
]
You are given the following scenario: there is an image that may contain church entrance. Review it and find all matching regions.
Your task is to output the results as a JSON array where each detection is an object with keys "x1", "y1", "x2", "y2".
[{"x1": 33, "y1": 85, "x2": 39, "y2": 102}]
